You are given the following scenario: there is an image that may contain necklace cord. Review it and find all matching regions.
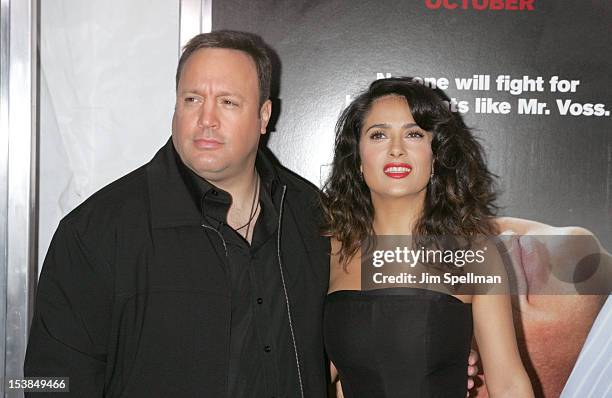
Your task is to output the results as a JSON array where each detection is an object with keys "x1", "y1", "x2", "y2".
[{"x1": 235, "y1": 173, "x2": 260, "y2": 239}]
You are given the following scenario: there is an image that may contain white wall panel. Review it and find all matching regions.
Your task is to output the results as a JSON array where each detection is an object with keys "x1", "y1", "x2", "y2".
[{"x1": 38, "y1": 0, "x2": 180, "y2": 269}]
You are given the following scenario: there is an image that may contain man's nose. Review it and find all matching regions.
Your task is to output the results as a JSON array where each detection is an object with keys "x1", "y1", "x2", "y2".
[{"x1": 198, "y1": 102, "x2": 219, "y2": 128}]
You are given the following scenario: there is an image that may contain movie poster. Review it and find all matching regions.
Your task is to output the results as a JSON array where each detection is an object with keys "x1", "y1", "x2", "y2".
[{"x1": 212, "y1": 1, "x2": 611, "y2": 396}]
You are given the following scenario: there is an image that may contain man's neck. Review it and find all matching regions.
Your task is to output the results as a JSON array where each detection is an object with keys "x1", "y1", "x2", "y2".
[
  {"x1": 211, "y1": 167, "x2": 261, "y2": 242},
  {"x1": 214, "y1": 169, "x2": 259, "y2": 211}
]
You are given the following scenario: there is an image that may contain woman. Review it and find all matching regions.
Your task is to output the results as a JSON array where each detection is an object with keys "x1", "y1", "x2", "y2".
[{"x1": 321, "y1": 77, "x2": 533, "y2": 397}]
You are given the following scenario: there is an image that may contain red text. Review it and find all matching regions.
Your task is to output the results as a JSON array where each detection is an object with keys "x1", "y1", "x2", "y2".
[{"x1": 425, "y1": 0, "x2": 535, "y2": 11}]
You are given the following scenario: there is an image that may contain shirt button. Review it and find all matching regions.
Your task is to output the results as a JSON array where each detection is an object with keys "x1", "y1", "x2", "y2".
[
  {"x1": 264, "y1": 345, "x2": 272, "y2": 353},
  {"x1": 210, "y1": 189, "x2": 218, "y2": 196},
  {"x1": 257, "y1": 297, "x2": 263, "y2": 304}
]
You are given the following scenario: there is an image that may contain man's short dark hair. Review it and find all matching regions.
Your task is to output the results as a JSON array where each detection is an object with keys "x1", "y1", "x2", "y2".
[{"x1": 176, "y1": 30, "x2": 271, "y2": 106}]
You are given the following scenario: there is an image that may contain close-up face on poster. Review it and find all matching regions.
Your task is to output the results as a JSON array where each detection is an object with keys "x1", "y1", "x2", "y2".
[{"x1": 1, "y1": 1, "x2": 609, "y2": 397}]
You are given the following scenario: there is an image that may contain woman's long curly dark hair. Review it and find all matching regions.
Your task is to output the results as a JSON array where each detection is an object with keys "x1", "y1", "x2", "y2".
[{"x1": 321, "y1": 77, "x2": 499, "y2": 265}]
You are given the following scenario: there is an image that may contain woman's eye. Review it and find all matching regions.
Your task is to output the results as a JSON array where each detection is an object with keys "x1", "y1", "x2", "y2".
[
  {"x1": 370, "y1": 131, "x2": 386, "y2": 140},
  {"x1": 406, "y1": 130, "x2": 424, "y2": 138}
]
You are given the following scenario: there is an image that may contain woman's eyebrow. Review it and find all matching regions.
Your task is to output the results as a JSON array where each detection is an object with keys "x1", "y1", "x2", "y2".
[{"x1": 365, "y1": 122, "x2": 418, "y2": 132}]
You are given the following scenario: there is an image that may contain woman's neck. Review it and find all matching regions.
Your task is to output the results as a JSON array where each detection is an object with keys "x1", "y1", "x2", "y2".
[{"x1": 371, "y1": 192, "x2": 425, "y2": 236}]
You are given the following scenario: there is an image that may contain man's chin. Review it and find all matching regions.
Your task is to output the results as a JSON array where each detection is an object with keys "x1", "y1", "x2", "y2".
[
  {"x1": 185, "y1": 158, "x2": 230, "y2": 180},
  {"x1": 504, "y1": 294, "x2": 604, "y2": 397}
]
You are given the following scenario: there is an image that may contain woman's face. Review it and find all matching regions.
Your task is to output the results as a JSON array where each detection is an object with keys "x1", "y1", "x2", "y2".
[{"x1": 359, "y1": 94, "x2": 433, "y2": 200}]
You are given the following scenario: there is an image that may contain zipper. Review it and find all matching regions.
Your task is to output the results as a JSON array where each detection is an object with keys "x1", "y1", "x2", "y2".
[
  {"x1": 201, "y1": 223, "x2": 231, "y2": 397},
  {"x1": 202, "y1": 224, "x2": 228, "y2": 256},
  {"x1": 276, "y1": 185, "x2": 305, "y2": 398}
]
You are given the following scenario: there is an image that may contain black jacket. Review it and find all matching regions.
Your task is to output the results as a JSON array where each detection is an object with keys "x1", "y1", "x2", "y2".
[{"x1": 25, "y1": 139, "x2": 330, "y2": 397}]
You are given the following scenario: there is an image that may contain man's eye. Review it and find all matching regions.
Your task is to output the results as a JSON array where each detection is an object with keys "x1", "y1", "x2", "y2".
[
  {"x1": 222, "y1": 99, "x2": 238, "y2": 107},
  {"x1": 184, "y1": 97, "x2": 199, "y2": 103}
]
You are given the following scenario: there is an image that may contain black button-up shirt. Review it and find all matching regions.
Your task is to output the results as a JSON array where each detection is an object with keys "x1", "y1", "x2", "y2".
[
  {"x1": 26, "y1": 139, "x2": 329, "y2": 397},
  {"x1": 175, "y1": 149, "x2": 299, "y2": 398}
]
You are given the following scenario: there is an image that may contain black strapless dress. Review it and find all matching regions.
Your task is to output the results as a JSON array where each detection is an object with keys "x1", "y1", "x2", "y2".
[{"x1": 324, "y1": 288, "x2": 472, "y2": 398}]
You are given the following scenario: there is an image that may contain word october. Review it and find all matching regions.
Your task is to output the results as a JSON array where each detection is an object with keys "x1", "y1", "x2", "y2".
[
  {"x1": 372, "y1": 247, "x2": 487, "y2": 268},
  {"x1": 425, "y1": 0, "x2": 535, "y2": 11}
]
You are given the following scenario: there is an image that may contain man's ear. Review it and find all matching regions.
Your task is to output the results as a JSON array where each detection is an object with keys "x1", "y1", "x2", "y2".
[{"x1": 259, "y1": 99, "x2": 272, "y2": 135}]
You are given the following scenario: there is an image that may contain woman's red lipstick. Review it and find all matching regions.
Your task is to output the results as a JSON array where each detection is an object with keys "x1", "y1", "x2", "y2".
[{"x1": 383, "y1": 163, "x2": 412, "y2": 178}]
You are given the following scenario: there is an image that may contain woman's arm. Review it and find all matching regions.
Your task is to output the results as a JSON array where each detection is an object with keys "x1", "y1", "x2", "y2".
[
  {"x1": 330, "y1": 361, "x2": 338, "y2": 383},
  {"x1": 472, "y1": 293, "x2": 534, "y2": 397},
  {"x1": 330, "y1": 362, "x2": 345, "y2": 398}
]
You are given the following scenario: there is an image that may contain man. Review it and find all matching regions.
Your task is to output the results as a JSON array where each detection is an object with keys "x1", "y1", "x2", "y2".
[
  {"x1": 25, "y1": 30, "x2": 476, "y2": 397},
  {"x1": 475, "y1": 218, "x2": 609, "y2": 397}
]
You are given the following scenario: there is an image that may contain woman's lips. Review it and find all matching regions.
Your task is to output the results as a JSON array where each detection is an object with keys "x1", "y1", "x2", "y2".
[
  {"x1": 383, "y1": 163, "x2": 412, "y2": 178},
  {"x1": 193, "y1": 138, "x2": 223, "y2": 149}
]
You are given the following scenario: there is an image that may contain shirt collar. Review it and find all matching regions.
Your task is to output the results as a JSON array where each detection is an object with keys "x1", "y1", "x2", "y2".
[
  {"x1": 175, "y1": 144, "x2": 281, "y2": 215},
  {"x1": 147, "y1": 138, "x2": 283, "y2": 228}
]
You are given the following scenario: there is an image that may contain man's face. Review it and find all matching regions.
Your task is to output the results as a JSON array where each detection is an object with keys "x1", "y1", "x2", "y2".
[
  {"x1": 172, "y1": 48, "x2": 271, "y2": 184},
  {"x1": 475, "y1": 217, "x2": 607, "y2": 398}
]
